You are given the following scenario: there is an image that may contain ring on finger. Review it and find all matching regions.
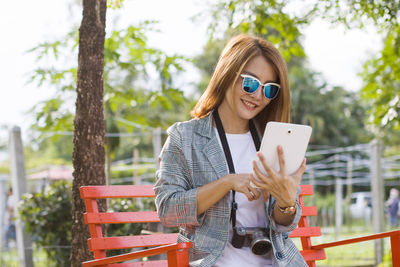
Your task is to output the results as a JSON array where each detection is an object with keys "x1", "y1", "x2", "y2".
[{"x1": 249, "y1": 190, "x2": 255, "y2": 198}]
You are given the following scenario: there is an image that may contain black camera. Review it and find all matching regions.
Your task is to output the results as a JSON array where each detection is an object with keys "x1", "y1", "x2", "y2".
[{"x1": 231, "y1": 227, "x2": 272, "y2": 255}]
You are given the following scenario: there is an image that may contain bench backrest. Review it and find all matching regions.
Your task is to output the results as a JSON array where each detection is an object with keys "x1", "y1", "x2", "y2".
[
  {"x1": 81, "y1": 184, "x2": 323, "y2": 266},
  {"x1": 290, "y1": 184, "x2": 326, "y2": 266},
  {"x1": 80, "y1": 185, "x2": 178, "y2": 263}
]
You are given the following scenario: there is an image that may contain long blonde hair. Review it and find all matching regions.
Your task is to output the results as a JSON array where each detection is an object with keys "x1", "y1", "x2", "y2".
[{"x1": 191, "y1": 34, "x2": 290, "y2": 132}]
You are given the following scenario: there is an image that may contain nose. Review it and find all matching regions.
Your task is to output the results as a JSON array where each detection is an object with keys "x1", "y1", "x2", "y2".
[{"x1": 250, "y1": 85, "x2": 264, "y2": 100}]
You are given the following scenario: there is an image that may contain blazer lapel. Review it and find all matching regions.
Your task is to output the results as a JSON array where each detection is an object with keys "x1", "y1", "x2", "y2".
[{"x1": 195, "y1": 112, "x2": 229, "y2": 179}]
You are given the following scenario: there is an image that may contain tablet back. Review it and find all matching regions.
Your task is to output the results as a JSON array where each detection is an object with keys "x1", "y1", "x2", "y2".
[{"x1": 258, "y1": 122, "x2": 312, "y2": 175}]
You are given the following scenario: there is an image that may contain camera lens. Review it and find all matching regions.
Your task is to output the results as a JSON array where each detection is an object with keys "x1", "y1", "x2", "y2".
[
  {"x1": 250, "y1": 231, "x2": 272, "y2": 255},
  {"x1": 251, "y1": 239, "x2": 272, "y2": 255}
]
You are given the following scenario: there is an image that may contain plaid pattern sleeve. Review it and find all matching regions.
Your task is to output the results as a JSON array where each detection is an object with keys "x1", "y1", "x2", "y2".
[{"x1": 154, "y1": 122, "x2": 206, "y2": 227}]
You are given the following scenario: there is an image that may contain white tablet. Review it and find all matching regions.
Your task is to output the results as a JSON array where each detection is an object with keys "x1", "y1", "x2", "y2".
[{"x1": 254, "y1": 121, "x2": 312, "y2": 179}]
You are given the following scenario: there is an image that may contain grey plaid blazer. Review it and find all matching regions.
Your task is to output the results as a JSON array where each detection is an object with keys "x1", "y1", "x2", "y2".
[{"x1": 154, "y1": 111, "x2": 307, "y2": 267}]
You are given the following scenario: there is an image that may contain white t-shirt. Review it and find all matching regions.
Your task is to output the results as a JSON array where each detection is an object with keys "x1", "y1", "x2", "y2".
[{"x1": 214, "y1": 130, "x2": 277, "y2": 267}]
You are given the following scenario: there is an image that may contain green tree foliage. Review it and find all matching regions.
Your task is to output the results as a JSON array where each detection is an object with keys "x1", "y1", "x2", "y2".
[
  {"x1": 101, "y1": 23, "x2": 189, "y2": 128},
  {"x1": 316, "y1": 0, "x2": 400, "y2": 132},
  {"x1": 201, "y1": 0, "x2": 316, "y2": 61},
  {"x1": 26, "y1": 21, "x2": 196, "y2": 178},
  {"x1": 28, "y1": 22, "x2": 191, "y2": 154},
  {"x1": 290, "y1": 65, "x2": 371, "y2": 146},
  {"x1": 19, "y1": 181, "x2": 72, "y2": 266},
  {"x1": 194, "y1": 37, "x2": 228, "y2": 94},
  {"x1": 360, "y1": 26, "x2": 400, "y2": 132},
  {"x1": 316, "y1": 0, "x2": 399, "y2": 29},
  {"x1": 25, "y1": 134, "x2": 73, "y2": 167}
]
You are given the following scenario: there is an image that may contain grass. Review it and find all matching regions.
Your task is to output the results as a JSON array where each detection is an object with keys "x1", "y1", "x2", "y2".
[{"x1": 0, "y1": 245, "x2": 54, "y2": 267}]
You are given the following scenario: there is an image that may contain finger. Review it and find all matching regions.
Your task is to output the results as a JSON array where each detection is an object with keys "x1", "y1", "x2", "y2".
[
  {"x1": 246, "y1": 189, "x2": 255, "y2": 201},
  {"x1": 249, "y1": 181, "x2": 259, "y2": 189},
  {"x1": 248, "y1": 188, "x2": 256, "y2": 200},
  {"x1": 293, "y1": 158, "x2": 307, "y2": 183},
  {"x1": 250, "y1": 173, "x2": 268, "y2": 189},
  {"x1": 239, "y1": 186, "x2": 254, "y2": 201},
  {"x1": 252, "y1": 161, "x2": 267, "y2": 183},
  {"x1": 277, "y1": 146, "x2": 287, "y2": 176},
  {"x1": 257, "y1": 152, "x2": 276, "y2": 177},
  {"x1": 249, "y1": 173, "x2": 263, "y2": 189},
  {"x1": 249, "y1": 186, "x2": 260, "y2": 200},
  {"x1": 253, "y1": 160, "x2": 274, "y2": 184}
]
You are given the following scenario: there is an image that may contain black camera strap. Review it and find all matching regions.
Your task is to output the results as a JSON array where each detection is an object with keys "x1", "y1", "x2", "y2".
[{"x1": 213, "y1": 109, "x2": 260, "y2": 228}]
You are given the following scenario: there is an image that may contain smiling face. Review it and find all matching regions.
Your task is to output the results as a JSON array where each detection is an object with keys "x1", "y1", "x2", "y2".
[{"x1": 218, "y1": 55, "x2": 278, "y2": 133}]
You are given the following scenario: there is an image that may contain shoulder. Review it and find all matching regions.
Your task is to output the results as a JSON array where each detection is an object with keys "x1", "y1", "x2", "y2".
[
  {"x1": 167, "y1": 115, "x2": 211, "y2": 140},
  {"x1": 167, "y1": 119, "x2": 194, "y2": 135}
]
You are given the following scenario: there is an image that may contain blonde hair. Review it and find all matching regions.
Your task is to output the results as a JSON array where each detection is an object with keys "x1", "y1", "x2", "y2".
[{"x1": 191, "y1": 34, "x2": 290, "y2": 132}]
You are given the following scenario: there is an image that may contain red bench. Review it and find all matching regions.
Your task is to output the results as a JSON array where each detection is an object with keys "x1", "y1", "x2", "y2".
[
  {"x1": 290, "y1": 184, "x2": 400, "y2": 266},
  {"x1": 80, "y1": 185, "x2": 192, "y2": 267},
  {"x1": 80, "y1": 184, "x2": 400, "y2": 266}
]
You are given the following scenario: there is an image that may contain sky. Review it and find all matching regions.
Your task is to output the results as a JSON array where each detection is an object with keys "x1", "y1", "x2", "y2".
[{"x1": 0, "y1": 0, "x2": 383, "y2": 143}]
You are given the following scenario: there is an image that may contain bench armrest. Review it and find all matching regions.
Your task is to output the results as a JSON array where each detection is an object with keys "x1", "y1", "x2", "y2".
[
  {"x1": 311, "y1": 230, "x2": 400, "y2": 250},
  {"x1": 82, "y1": 242, "x2": 193, "y2": 267},
  {"x1": 311, "y1": 230, "x2": 400, "y2": 266}
]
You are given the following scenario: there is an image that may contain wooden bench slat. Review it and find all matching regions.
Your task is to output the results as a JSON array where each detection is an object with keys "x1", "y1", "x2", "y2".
[
  {"x1": 289, "y1": 227, "x2": 321, "y2": 238},
  {"x1": 299, "y1": 184, "x2": 313, "y2": 196},
  {"x1": 83, "y1": 243, "x2": 192, "y2": 267},
  {"x1": 89, "y1": 234, "x2": 179, "y2": 251},
  {"x1": 80, "y1": 184, "x2": 313, "y2": 199},
  {"x1": 301, "y1": 206, "x2": 317, "y2": 217},
  {"x1": 81, "y1": 185, "x2": 155, "y2": 199},
  {"x1": 98, "y1": 260, "x2": 168, "y2": 267},
  {"x1": 300, "y1": 249, "x2": 326, "y2": 261},
  {"x1": 85, "y1": 211, "x2": 160, "y2": 224}
]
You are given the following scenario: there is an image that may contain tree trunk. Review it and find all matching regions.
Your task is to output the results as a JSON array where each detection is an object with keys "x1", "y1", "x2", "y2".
[{"x1": 70, "y1": 1, "x2": 107, "y2": 266}]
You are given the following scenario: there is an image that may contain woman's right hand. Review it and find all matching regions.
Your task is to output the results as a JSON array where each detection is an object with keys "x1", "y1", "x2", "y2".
[
  {"x1": 222, "y1": 173, "x2": 261, "y2": 201},
  {"x1": 197, "y1": 173, "x2": 261, "y2": 215}
]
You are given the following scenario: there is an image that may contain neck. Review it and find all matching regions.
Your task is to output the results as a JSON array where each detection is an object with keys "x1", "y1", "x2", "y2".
[{"x1": 216, "y1": 106, "x2": 249, "y2": 134}]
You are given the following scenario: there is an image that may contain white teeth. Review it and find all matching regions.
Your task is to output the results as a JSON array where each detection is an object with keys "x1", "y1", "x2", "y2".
[{"x1": 243, "y1": 100, "x2": 256, "y2": 108}]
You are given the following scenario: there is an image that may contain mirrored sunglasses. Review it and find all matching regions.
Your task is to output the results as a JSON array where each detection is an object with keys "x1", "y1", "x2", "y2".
[{"x1": 240, "y1": 74, "x2": 280, "y2": 100}]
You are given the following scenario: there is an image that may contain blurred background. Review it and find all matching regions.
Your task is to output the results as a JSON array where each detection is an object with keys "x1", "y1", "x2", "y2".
[{"x1": 0, "y1": 0, "x2": 399, "y2": 266}]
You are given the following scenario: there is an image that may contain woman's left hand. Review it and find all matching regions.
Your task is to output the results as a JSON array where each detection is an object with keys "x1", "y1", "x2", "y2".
[{"x1": 250, "y1": 145, "x2": 306, "y2": 208}]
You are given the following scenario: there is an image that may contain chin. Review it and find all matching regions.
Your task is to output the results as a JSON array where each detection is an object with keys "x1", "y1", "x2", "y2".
[{"x1": 238, "y1": 109, "x2": 260, "y2": 121}]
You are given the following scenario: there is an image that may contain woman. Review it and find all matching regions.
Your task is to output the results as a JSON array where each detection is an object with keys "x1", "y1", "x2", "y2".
[{"x1": 154, "y1": 34, "x2": 307, "y2": 267}]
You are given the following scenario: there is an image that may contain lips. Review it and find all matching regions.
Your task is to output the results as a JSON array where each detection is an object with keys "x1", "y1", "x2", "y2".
[{"x1": 241, "y1": 99, "x2": 258, "y2": 110}]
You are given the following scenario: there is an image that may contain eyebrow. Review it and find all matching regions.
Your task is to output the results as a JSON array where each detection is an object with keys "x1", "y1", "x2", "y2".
[{"x1": 242, "y1": 70, "x2": 275, "y2": 83}]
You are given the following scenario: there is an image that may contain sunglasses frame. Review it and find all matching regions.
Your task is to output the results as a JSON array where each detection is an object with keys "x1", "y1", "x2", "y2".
[{"x1": 240, "y1": 74, "x2": 280, "y2": 100}]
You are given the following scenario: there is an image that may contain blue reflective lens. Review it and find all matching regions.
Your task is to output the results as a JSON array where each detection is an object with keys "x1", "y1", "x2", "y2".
[
  {"x1": 264, "y1": 84, "x2": 279, "y2": 99},
  {"x1": 242, "y1": 77, "x2": 260, "y2": 93}
]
